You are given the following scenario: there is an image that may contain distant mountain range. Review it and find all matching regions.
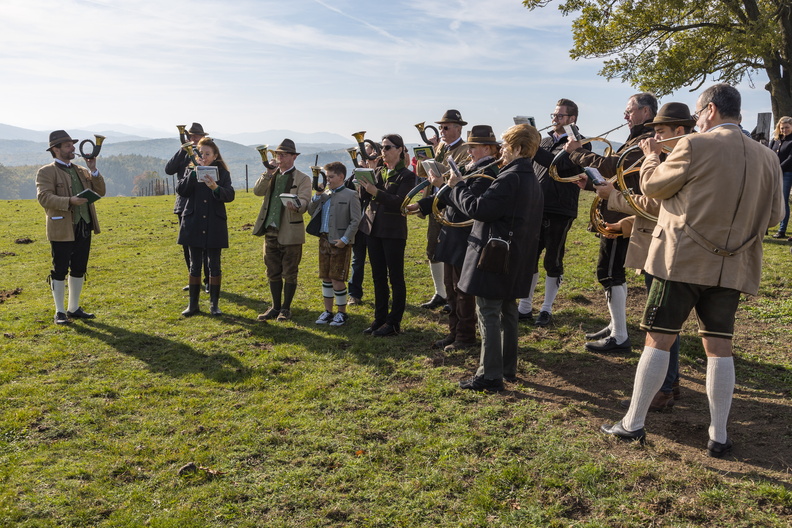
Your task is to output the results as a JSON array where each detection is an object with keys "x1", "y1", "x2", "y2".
[{"x1": 0, "y1": 123, "x2": 350, "y2": 146}]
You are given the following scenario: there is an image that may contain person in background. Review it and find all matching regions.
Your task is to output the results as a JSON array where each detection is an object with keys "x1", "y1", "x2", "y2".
[
  {"x1": 36, "y1": 130, "x2": 106, "y2": 325},
  {"x1": 177, "y1": 138, "x2": 235, "y2": 316},
  {"x1": 308, "y1": 162, "x2": 361, "y2": 327},
  {"x1": 347, "y1": 142, "x2": 381, "y2": 305},
  {"x1": 769, "y1": 116, "x2": 792, "y2": 239},
  {"x1": 165, "y1": 123, "x2": 209, "y2": 291}
]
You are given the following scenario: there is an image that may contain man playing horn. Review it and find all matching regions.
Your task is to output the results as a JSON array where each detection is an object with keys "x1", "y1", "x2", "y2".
[
  {"x1": 594, "y1": 102, "x2": 696, "y2": 412},
  {"x1": 252, "y1": 139, "x2": 312, "y2": 322},
  {"x1": 600, "y1": 84, "x2": 784, "y2": 457},
  {"x1": 36, "y1": 130, "x2": 106, "y2": 325},
  {"x1": 416, "y1": 109, "x2": 469, "y2": 312},
  {"x1": 564, "y1": 93, "x2": 658, "y2": 353},
  {"x1": 518, "y1": 98, "x2": 589, "y2": 326}
]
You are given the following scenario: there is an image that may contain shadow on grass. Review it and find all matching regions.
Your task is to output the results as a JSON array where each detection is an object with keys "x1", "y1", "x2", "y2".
[
  {"x1": 72, "y1": 320, "x2": 250, "y2": 383},
  {"x1": 512, "y1": 309, "x2": 792, "y2": 478}
]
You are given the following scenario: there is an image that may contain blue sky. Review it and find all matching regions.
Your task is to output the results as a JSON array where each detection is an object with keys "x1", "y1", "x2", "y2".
[{"x1": 1, "y1": 0, "x2": 773, "y2": 144}]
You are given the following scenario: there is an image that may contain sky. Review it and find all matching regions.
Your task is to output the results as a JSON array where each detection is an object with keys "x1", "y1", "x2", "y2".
[{"x1": 1, "y1": 0, "x2": 775, "y2": 144}]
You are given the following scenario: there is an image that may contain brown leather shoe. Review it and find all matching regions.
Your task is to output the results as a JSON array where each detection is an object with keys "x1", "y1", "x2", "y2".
[{"x1": 619, "y1": 390, "x2": 676, "y2": 412}]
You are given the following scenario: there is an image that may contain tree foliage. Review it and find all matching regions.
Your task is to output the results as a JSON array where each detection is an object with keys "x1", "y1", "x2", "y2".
[{"x1": 523, "y1": 0, "x2": 792, "y2": 119}]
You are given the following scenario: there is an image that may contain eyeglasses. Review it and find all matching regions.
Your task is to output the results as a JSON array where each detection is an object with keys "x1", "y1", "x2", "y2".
[
  {"x1": 382, "y1": 144, "x2": 398, "y2": 151},
  {"x1": 550, "y1": 113, "x2": 571, "y2": 119},
  {"x1": 440, "y1": 125, "x2": 455, "y2": 131},
  {"x1": 692, "y1": 104, "x2": 709, "y2": 121}
]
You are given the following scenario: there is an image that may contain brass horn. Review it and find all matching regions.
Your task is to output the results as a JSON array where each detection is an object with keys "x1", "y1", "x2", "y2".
[
  {"x1": 181, "y1": 141, "x2": 201, "y2": 166},
  {"x1": 547, "y1": 123, "x2": 629, "y2": 183},
  {"x1": 352, "y1": 131, "x2": 381, "y2": 161},
  {"x1": 415, "y1": 121, "x2": 439, "y2": 145},
  {"x1": 400, "y1": 179, "x2": 432, "y2": 216},
  {"x1": 177, "y1": 124, "x2": 188, "y2": 145},
  {"x1": 346, "y1": 147, "x2": 361, "y2": 168},
  {"x1": 256, "y1": 145, "x2": 277, "y2": 170},
  {"x1": 613, "y1": 134, "x2": 690, "y2": 222},
  {"x1": 430, "y1": 157, "x2": 501, "y2": 227},
  {"x1": 78, "y1": 134, "x2": 106, "y2": 160},
  {"x1": 310, "y1": 154, "x2": 326, "y2": 191}
]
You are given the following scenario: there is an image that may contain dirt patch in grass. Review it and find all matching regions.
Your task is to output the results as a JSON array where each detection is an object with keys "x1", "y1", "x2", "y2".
[
  {"x1": 0, "y1": 288, "x2": 22, "y2": 303},
  {"x1": 509, "y1": 286, "x2": 792, "y2": 483}
]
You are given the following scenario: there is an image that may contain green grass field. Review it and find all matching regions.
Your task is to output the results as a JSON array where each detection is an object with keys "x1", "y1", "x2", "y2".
[{"x1": 1, "y1": 192, "x2": 791, "y2": 527}]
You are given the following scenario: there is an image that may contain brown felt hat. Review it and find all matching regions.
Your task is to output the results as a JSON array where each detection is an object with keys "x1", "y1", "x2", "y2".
[
  {"x1": 435, "y1": 109, "x2": 467, "y2": 126},
  {"x1": 273, "y1": 138, "x2": 300, "y2": 155},
  {"x1": 466, "y1": 125, "x2": 500, "y2": 146},
  {"x1": 47, "y1": 130, "x2": 77, "y2": 151},
  {"x1": 647, "y1": 102, "x2": 696, "y2": 128},
  {"x1": 188, "y1": 123, "x2": 207, "y2": 136}
]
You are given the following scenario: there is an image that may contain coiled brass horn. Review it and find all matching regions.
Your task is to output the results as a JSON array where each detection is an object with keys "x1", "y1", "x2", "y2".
[
  {"x1": 430, "y1": 157, "x2": 501, "y2": 227},
  {"x1": 78, "y1": 134, "x2": 105, "y2": 160},
  {"x1": 181, "y1": 142, "x2": 201, "y2": 166},
  {"x1": 346, "y1": 147, "x2": 361, "y2": 168},
  {"x1": 400, "y1": 180, "x2": 432, "y2": 216},
  {"x1": 177, "y1": 124, "x2": 188, "y2": 145},
  {"x1": 256, "y1": 145, "x2": 277, "y2": 170},
  {"x1": 310, "y1": 155, "x2": 326, "y2": 192},
  {"x1": 548, "y1": 136, "x2": 617, "y2": 183},
  {"x1": 415, "y1": 121, "x2": 440, "y2": 145},
  {"x1": 352, "y1": 131, "x2": 381, "y2": 161}
]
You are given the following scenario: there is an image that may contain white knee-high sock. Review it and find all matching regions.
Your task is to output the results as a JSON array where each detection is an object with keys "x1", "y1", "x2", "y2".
[
  {"x1": 707, "y1": 357, "x2": 734, "y2": 444},
  {"x1": 67, "y1": 276, "x2": 84, "y2": 313},
  {"x1": 430, "y1": 262, "x2": 446, "y2": 298},
  {"x1": 622, "y1": 346, "x2": 670, "y2": 431},
  {"x1": 540, "y1": 275, "x2": 562, "y2": 313},
  {"x1": 608, "y1": 284, "x2": 628, "y2": 343},
  {"x1": 51, "y1": 279, "x2": 66, "y2": 314},
  {"x1": 518, "y1": 272, "x2": 540, "y2": 314}
]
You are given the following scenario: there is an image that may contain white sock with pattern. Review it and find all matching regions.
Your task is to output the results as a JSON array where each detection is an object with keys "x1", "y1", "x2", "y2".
[{"x1": 706, "y1": 356, "x2": 734, "y2": 444}]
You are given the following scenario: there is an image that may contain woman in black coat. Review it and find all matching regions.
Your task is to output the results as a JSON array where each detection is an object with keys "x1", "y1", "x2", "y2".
[
  {"x1": 447, "y1": 124, "x2": 544, "y2": 391},
  {"x1": 357, "y1": 134, "x2": 417, "y2": 336},
  {"x1": 769, "y1": 116, "x2": 792, "y2": 239},
  {"x1": 176, "y1": 137, "x2": 235, "y2": 316}
]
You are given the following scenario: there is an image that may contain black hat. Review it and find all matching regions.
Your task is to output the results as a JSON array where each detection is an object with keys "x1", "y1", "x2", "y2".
[
  {"x1": 647, "y1": 103, "x2": 696, "y2": 128},
  {"x1": 466, "y1": 125, "x2": 500, "y2": 146},
  {"x1": 435, "y1": 109, "x2": 467, "y2": 126},
  {"x1": 273, "y1": 138, "x2": 300, "y2": 155},
  {"x1": 188, "y1": 123, "x2": 207, "y2": 136},
  {"x1": 47, "y1": 130, "x2": 78, "y2": 151}
]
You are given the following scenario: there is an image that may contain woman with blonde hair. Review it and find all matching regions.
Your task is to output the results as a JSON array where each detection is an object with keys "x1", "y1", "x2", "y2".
[{"x1": 769, "y1": 116, "x2": 792, "y2": 239}]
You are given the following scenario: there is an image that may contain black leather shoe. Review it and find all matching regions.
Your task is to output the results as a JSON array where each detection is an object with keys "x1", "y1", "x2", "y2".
[
  {"x1": 600, "y1": 421, "x2": 646, "y2": 443},
  {"x1": 585, "y1": 326, "x2": 610, "y2": 340},
  {"x1": 372, "y1": 323, "x2": 399, "y2": 337},
  {"x1": 772, "y1": 231, "x2": 787, "y2": 239},
  {"x1": 431, "y1": 334, "x2": 455, "y2": 349},
  {"x1": 444, "y1": 341, "x2": 477, "y2": 352},
  {"x1": 66, "y1": 307, "x2": 95, "y2": 319},
  {"x1": 518, "y1": 309, "x2": 535, "y2": 321},
  {"x1": 182, "y1": 284, "x2": 190, "y2": 291},
  {"x1": 586, "y1": 336, "x2": 631, "y2": 353},
  {"x1": 421, "y1": 294, "x2": 446, "y2": 309},
  {"x1": 459, "y1": 375, "x2": 504, "y2": 392},
  {"x1": 534, "y1": 311, "x2": 552, "y2": 327},
  {"x1": 504, "y1": 375, "x2": 518, "y2": 383},
  {"x1": 363, "y1": 322, "x2": 383, "y2": 335},
  {"x1": 707, "y1": 438, "x2": 733, "y2": 458},
  {"x1": 54, "y1": 312, "x2": 71, "y2": 325},
  {"x1": 441, "y1": 304, "x2": 451, "y2": 314}
]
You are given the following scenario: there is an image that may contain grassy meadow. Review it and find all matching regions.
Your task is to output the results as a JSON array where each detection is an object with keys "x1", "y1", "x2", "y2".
[{"x1": 1, "y1": 191, "x2": 791, "y2": 527}]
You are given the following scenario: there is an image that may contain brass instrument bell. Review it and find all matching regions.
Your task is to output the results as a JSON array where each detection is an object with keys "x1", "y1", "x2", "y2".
[{"x1": 78, "y1": 134, "x2": 106, "y2": 160}]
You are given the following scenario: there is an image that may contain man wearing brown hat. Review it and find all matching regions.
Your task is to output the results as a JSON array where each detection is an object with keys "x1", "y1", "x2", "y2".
[
  {"x1": 36, "y1": 130, "x2": 106, "y2": 325},
  {"x1": 408, "y1": 125, "x2": 499, "y2": 351},
  {"x1": 252, "y1": 139, "x2": 312, "y2": 322},
  {"x1": 595, "y1": 102, "x2": 696, "y2": 412},
  {"x1": 165, "y1": 122, "x2": 209, "y2": 290},
  {"x1": 416, "y1": 109, "x2": 469, "y2": 311}
]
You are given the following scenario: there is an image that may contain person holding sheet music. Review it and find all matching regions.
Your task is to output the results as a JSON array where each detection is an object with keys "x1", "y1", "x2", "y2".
[
  {"x1": 36, "y1": 130, "x2": 106, "y2": 325},
  {"x1": 177, "y1": 137, "x2": 235, "y2": 317}
]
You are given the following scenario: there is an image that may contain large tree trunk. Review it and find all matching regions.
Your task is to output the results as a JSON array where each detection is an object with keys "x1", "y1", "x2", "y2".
[{"x1": 765, "y1": 59, "x2": 792, "y2": 121}]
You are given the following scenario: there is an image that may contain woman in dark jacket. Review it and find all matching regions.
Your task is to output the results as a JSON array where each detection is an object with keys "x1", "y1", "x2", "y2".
[
  {"x1": 177, "y1": 137, "x2": 235, "y2": 316},
  {"x1": 357, "y1": 134, "x2": 417, "y2": 336},
  {"x1": 769, "y1": 116, "x2": 792, "y2": 239},
  {"x1": 447, "y1": 124, "x2": 544, "y2": 391}
]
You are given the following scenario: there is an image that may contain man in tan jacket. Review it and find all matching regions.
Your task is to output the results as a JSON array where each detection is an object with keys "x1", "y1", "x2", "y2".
[
  {"x1": 252, "y1": 139, "x2": 311, "y2": 322},
  {"x1": 36, "y1": 130, "x2": 106, "y2": 325},
  {"x1": 600, "y1": 85, "x2": 784, "y2": 458}
]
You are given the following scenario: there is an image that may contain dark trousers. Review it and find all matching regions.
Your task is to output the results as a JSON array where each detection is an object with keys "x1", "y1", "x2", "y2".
[
  {"x1": 644, "y1": 272, "x2": 680, "y2": 393},
  {"x1": 367, "y1": 236, "x2": 407, "y2": 327},
  {"x1": 536, "y1": 213, "x2": 574, "y2": 277},
  {"x1": 348, "y1": 231, "x2": 368, "y2": 299},
  {"x1": 188, "y1": 247, "x2": 222, "y2": 277},
  {"x1": 180, "y1": 216, "x2": 208, "y2": 281},
  {"x1": 444, "y1": 262, "x2": 476, "y2": 342},
  {"x1": 596, "y1": 235, "x2": 630, "y2": 289},
  {"x1": 50, "y1": 221, "x2": 92, "y2": 280}
]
